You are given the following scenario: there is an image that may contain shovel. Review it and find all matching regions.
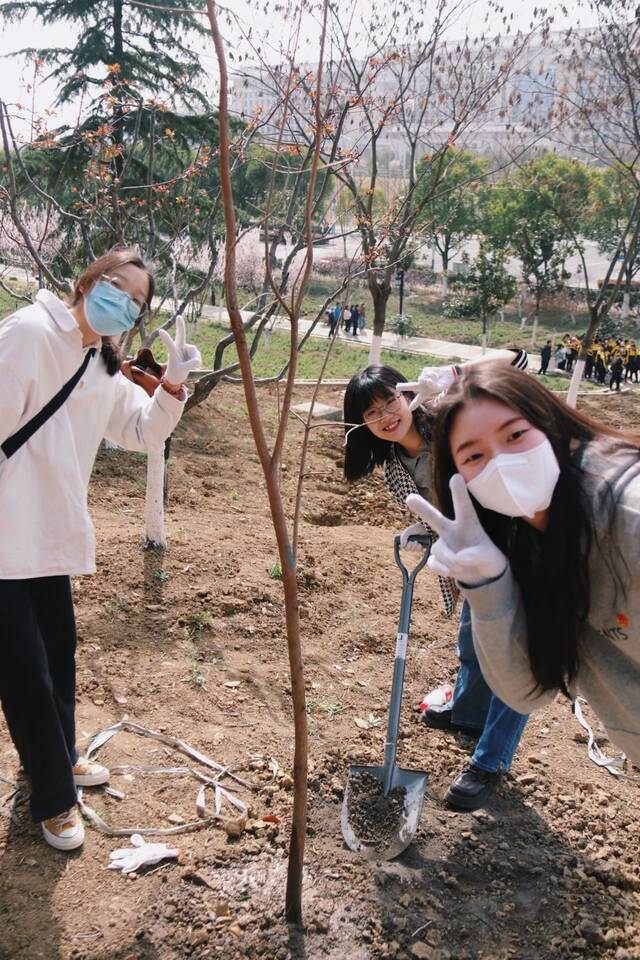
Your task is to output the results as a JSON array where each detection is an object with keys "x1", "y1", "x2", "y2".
[{"x1": 341, "y1": 534, "x2": 430, "y2": 860}]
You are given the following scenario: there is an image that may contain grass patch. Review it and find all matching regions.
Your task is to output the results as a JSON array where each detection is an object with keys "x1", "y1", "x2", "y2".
[
  {"x1": 0, "y1": 282, "x2": 604, "y2": 391},
  {"x1": 0, "y1": 287, "x2": 30, "y2": 321},
  {"x1": 155, "y1": 319, "x2": 447, "y2": 381},
  {"x1": 287, "y1": 276, "x2": 608, "y2": 349},
  {"x1": 153, "y1": 319, "x2": 601, "y2": 391}
]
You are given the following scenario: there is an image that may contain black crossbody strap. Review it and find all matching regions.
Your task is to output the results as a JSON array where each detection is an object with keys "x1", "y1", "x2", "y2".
[{"x1": 1, "y1": 348, "x2": 96, "y2": 461}]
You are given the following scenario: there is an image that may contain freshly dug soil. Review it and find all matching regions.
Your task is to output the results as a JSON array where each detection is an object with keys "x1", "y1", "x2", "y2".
[
  {"x1": 0, "y1": 384, "x2": 638, "y2": 960},
  {"x1": 346, "y1": 771, "x2": 407, "y2": 848}
]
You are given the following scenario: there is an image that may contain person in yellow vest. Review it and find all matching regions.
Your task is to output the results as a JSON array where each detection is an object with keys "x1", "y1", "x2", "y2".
[
  {"x1": 628, "y1": 341, "x2": 639, "y2": 384},
  {"x1": 595, "y1": 342, "x2": 608, "y2": 384},
  {"x1": 584, "y1": 342, "x2": 596, "y2": 380}
]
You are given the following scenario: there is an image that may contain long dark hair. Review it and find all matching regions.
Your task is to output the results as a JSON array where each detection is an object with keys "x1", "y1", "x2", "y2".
[
  {"x1": 343, "y1": 365, "x2": 431, "y2": 481},
  {"x1": 432, "y1": 365, "x2": 640, "y2": 695},
  {"x1": 70, "y1": 248, "x2": 155, "y2": 376}
]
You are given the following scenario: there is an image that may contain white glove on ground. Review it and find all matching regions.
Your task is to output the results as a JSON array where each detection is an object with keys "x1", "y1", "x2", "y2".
[
  {"x1": 397, "y1": 366, "x2": 456, "y2": 410},
  {"x1": 108, "y1": 833, "x2": 178, "y2": 874},
  {"x1": 158, "y1": 316, "x2": 202, "y2": 386},
  {"x1": 406, "y1": 475, "x2": 507, "y2": 585},
  {"x1": 399, "y1": 522, "x2": 430, "y2": 552}
]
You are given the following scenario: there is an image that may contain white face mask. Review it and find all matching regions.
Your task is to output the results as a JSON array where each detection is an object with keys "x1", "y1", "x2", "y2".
[{"x1": 466, "y1": 438, "x2": 560, "y2": 518}]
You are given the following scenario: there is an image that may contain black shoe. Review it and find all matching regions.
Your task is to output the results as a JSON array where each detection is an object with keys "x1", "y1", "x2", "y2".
[
  {"x1": 420, "y1": 709, "x2": 482, "y2": 740},
  {"x1": 444, "y1": 765, "x2": 501, "y2": 811}
]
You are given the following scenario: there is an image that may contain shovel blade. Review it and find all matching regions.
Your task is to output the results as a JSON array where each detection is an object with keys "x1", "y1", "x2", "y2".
[{"x1": 341, "y1": 763, "x2": 428, "y2": 861}]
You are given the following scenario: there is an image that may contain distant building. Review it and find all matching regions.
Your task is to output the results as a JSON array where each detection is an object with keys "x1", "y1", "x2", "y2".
[{"x1": 229, "y1": 27, "x2": 607, "y2": 174}]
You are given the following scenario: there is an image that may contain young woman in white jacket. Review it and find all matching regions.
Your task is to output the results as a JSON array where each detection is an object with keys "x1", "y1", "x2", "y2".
[
  {"x1": 406, "y1": 364, "x2": 640, "y2": 771},
  {"x1": 0, "y1": 248, "x2": 201, "y2": 851}
]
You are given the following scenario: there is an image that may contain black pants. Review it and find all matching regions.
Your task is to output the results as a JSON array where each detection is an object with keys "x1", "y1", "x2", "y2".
[{"x1": 0, "y1": 576, "x2": 78, "y2": 822}]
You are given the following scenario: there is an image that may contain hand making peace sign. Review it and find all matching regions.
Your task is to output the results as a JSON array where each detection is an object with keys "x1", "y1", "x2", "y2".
[
  {"x1": 406, "y1": 474, "x2": 508, "y2": 586},
  {"x1": 158, "y1": 316, "x2": 202, "y2": 388}
]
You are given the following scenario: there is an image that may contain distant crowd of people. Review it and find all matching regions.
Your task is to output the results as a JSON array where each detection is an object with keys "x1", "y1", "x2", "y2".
[
  {"x1": 538, "y1": 334, "x2": 639, "y2": 391},
  {"x1": 326, "y1": 302, "x2": 366, "y2": 337}
]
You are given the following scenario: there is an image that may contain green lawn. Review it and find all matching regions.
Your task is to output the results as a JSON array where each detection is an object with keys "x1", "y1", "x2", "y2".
[
  {"x1": 157, "y1": 318, "x2": 593, "y2": 392},
  {"x1": 154, "y1": 319, "x2": 447, "y2": 381},
  {"x1": 0, "y1": 287, "x2": 26, "y2": 318},
  {"x1": 0, "y1": 285, "x2": 599, "y2": 392},
  {"x1": 297, "y1": 276, "x2": 637, "y2": 348}
]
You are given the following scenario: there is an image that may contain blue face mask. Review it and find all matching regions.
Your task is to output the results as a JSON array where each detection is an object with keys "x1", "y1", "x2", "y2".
[{"x1": 85, "y1": 280, "x2": 141, "y2": 336}]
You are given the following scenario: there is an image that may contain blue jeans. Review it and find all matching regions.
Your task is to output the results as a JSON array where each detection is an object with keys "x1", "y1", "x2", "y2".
[{"x1": 450, "y1": 601, "x2": 528, "y2": 773}]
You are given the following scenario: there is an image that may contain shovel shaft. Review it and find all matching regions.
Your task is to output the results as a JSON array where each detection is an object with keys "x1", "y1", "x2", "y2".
[{"x1": 382, "y1": 606, "x2": 412, "y2": 793}]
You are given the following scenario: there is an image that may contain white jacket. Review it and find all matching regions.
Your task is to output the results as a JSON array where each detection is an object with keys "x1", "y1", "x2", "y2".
[{"x1": 0, "y1": 290, "x2": 185, "y2": 579}]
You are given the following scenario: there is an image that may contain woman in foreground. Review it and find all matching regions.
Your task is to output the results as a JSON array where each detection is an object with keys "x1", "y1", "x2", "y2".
[{"x1": 406, "y1": 365, "x2": 640, "y2": 768}]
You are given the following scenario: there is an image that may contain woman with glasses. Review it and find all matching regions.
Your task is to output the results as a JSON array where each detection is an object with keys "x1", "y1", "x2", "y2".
[
  {"x1": 343, "y1": 352, "x2": 528, "y2": 811},
  {"x1": 0, "y1": 247, "x2": 201, "y2": 852}
]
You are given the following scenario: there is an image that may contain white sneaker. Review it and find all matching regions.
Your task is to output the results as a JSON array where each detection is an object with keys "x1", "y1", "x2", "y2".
[
  {"x1": 42, "y1": 806, "x2": 85, "y2": 851},
  {"x1": 72, "y1": 758, "x2": 110, "y2": 787}
]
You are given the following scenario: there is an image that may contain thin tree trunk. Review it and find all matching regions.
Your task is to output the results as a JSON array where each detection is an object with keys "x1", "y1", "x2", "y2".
[
  {"x1": 566, "y1": 358, "x2": 585, "y2": 409},
  {"x1": 204, "y1": 0, "x2": 327, "y2": 926},
  {"x1": 111, "y1": 0, "x2": 125, "y2": 183},
  {"x1": 622, "y1": 290, "x2": 631, "y2": 320},
  {"x1": 367, "y1": 284, "x2": 389, "y2": 366},
  {"x1": 144, "y1": 446, "x2": 166, "y2": 548},
  {"x1": 531, "y1": 292, "x2": 540, "y2": 347},
  {"x1": 441, "y1": 250, "x2": 449, "y2": 297}
]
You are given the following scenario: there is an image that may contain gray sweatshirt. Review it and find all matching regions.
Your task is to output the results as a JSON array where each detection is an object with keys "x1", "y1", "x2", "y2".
[{"x1": 461, "y1": 441, "x2": 640, "y2": 767}]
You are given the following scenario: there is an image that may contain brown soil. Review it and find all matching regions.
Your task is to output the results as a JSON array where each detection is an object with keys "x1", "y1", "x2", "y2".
[
  {"x1": 345, "y1": 772, "x2": 407, "y2": 849},
  {"x1": 1, "y1": 384, "x2": 639, "y2": 960}
]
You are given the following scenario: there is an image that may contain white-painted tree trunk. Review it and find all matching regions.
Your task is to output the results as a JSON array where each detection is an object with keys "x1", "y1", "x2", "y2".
[
  {"x1": 566, "y1": 358, "x2": 586, "y2": 409},
  {"x1": 441, "y1": 273, "x2": 449, "y2": 297},
  {"x1": 144, "y1": 446, "x2": 166, "y2": 548},
  {"x1": 622, "y1": 291, "x2": 631, "y2": 320},
  {"x1": 519, "y1": 316, "x2": 527, "y2": 331},
  {"x1": 530, "y1": 315, "x2": 539, "y2": 347},
  {"x1": 368, "y1": 333, "x2": 383, "y2": 366},
  {"x1": 481, "y1": 333, "x2": 488, "y2": 355}
]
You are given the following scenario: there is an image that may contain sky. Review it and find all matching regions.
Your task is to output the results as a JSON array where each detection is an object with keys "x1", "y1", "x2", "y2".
[{"x1": 0, "y1": 0, "x2": 599, "y2": 135}]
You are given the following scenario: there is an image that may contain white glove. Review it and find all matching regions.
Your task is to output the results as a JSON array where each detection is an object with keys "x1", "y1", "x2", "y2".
[
  {"x1": 399, "y1": 522, "x2": 430, "y2": 552},
  {"x1": 158, "y1": 316, "x2": 202, "y2": 386},
  {"x1": 108, "y1": 833, "x2": 178, "y2": 874},
  {"x1": 405, "y1": 474, "x2": 507, "y2": 586},
  {"x1": 397, "y1": 366, "x2": 456, "y2": 411}
]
